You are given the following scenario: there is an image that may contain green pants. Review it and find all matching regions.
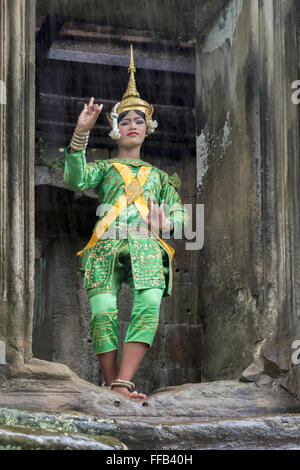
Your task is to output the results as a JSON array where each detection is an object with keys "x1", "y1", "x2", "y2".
[{"x1": 88, "y1": 240, "x2": 164, "y2": 354}]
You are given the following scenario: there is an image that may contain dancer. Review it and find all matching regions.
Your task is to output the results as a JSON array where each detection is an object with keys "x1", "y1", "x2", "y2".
[{"x1": 64, "y1": 45, "x2": 189, "y2": 400}]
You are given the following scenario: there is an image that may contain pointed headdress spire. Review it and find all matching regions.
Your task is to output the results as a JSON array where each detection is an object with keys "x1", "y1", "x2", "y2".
[
  {"x1": 106, "y1": 44, "x2": 155, "y2": 131},
  {"x1": 122, "y1": 44, "x2": 140, "y2": 101}
]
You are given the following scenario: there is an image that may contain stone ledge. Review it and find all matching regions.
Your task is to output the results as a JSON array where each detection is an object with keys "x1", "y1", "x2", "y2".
[
  {"x1": 8, "y1": 358, "x2": 77, "y2": 381},
  {"x1": 35, "y1": 165, "x2": 97, "y2": 199},
  {"x1": 1, "y1": 359, "x2": 300, "y2": 449},
  {"x1": 0, "y1": 363, "x2": 300, "y2": 419}
]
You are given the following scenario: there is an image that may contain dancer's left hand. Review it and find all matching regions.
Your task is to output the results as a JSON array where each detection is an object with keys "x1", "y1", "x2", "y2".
[{"x1": 143, "y1": 196, "x2": 174, "y2": 232}]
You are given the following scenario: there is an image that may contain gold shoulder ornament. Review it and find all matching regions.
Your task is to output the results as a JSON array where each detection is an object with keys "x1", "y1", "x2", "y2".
[{"x1": 168, "y1": 172, "x2": 181, "y2": 189}]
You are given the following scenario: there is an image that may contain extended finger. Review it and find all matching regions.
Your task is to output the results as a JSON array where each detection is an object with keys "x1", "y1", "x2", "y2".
[
  {"x1": 159, "y1": 199, "x2": 165, "y2": 212},
  {"x1": 88, "y1": 97, "x2": 94, "y2": 107},
  {"x1": 95, "y1": 103, "x2": 103, "y2": 114},
  {"x1": 153, "y1": 198, "x2": 159, "y2": 214},
  {"x1": 142, "y1": 213, "x2": 150, "y2": 227},
  {"x1": 159, "y1": 200, "x2": 165, "y2": 223},
  {"x1": 151, "y1": 198, "x2": 156, "y2": 211}
]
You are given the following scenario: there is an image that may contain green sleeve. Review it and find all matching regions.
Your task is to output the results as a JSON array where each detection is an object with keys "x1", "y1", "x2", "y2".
[
  {"x1": 159, "y1": 171, "x2": 189, "y2": 238},
  {"x1": 63, "y1": 145, "x2": 105, "y2": 191}
]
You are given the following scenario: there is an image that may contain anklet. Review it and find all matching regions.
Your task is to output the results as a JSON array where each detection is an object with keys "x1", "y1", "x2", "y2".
[{"x1": 110, "y1": 378, "x2": 135, "y2": 392}]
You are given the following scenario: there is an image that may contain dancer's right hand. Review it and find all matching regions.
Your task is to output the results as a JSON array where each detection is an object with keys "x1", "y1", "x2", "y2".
[{"x1": 75, "y1": 97, "x2": 103, "y2": 133}]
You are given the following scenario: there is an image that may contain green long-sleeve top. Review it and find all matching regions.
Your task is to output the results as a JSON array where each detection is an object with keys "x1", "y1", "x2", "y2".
[{"x1": 63, "y1": 146, "x2": 189, "y2": 297}]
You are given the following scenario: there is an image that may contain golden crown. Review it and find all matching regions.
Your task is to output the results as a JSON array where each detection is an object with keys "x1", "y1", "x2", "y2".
[{"x1": 106, "y1": 45, "x2": 154, "y2": 127}]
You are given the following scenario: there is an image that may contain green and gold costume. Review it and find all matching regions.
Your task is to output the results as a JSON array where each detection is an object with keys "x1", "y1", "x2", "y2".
[
  {"x1": 64, "y1": 148, "x2": 188, "y2": 353},
  {"x1": 64, "y1": 147, "x2": 188, "y2": 297}
]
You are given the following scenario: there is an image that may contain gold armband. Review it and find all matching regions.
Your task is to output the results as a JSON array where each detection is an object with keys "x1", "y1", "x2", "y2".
[{"x1": 70, "y1": 130, "x2": 90, "y2": 152}]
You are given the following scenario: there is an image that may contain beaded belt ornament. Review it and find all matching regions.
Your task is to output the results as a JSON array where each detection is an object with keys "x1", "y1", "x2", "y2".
[{"x1": 124, "y1": 179, "x2": 143, "y2": 205}]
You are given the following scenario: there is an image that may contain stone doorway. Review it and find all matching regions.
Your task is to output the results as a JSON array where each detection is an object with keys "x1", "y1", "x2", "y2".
[{"x1": 33, "y1": 2, "x2": 200, "y2": 393}]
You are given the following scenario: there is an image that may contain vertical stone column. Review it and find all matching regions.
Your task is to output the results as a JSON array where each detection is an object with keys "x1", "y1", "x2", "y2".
[
  {"x1": 196, "y1": 0, "x2": 300, "y2": 393},
  {"x1": 0, "y1": 0, "x2": 36, "y2": 366}
]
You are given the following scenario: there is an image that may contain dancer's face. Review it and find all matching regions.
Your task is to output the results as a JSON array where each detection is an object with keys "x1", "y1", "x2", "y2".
[{"x1": 117, "y1": 110, "x2": 147, "y2": 149}]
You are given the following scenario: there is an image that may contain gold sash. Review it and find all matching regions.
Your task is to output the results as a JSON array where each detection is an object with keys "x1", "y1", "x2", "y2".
[{"x1": 77, "y1": 162, "x2": 175, "y2": 260}]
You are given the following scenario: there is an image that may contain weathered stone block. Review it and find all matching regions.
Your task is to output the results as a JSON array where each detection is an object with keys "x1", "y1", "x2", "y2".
[
  {"x1": 200, "y1": 291, "x2": 258, "y2": 381},
  {"x1": 161, "y1": 366, "x2": 201, "y2": 388},
  {"x1": 165, "y1": 281, "x2": 198, "y2": 324},
  {"x1": 239, "y1": 361, "x2": 265, "y2": 382},
  {"x1": 165, "y1": 324, "x2": 202, "y2": 369}
]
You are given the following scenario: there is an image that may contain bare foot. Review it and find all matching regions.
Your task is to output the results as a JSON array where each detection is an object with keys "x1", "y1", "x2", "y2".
[{"x1": 112, "y1": 386, "x2": 147, "y2": 400}]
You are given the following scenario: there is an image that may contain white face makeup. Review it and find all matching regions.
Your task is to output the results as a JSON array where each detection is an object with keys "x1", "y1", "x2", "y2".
[{"x1": 117, "y1": 110, "x2": 147, "y2": 149}]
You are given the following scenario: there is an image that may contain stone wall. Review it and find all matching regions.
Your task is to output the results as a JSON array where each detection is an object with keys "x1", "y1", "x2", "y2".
[
  {"x1": 33, "y1": 237, "x2": 100, "y2": 384},
  {"x1": 196, "y1": 0, "x2": 300, "y2": 392},
  {"x1": 0, "y1": 0, "x2": 36, "y2": 367}
]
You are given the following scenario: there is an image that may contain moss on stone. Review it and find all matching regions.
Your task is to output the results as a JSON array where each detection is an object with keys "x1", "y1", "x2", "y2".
[
  {"x1": 0, "y1": 423, "x2": 126, "y2": 450},
  {"x1": 0, "y1": 408, "x2": 125, "y2": 450}
]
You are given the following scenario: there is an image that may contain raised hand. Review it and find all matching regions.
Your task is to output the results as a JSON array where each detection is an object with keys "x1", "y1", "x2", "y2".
[
  {"x1": 75, "y1": 97, "x2": 103, "y2": 133},
  {"x1": 143, "y1": 196, "x2": 174, "y2": 232}
]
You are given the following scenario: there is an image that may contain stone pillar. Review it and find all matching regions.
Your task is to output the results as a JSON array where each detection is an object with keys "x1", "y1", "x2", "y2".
[
  {"x1": 0, "y1": 0, "x2": 36, "y2": 366},
  {"x1": 196, "y1": 0, "x2": 300, "y2": 394}
]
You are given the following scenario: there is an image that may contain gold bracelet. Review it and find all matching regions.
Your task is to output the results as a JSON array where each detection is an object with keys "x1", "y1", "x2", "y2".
[{"x1": 70, "y1": 129, "x2": 90, "y2": 152}]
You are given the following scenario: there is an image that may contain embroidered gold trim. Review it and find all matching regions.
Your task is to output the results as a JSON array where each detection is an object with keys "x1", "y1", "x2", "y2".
[{"x1": 77, "y1": 162, "x2": 175, "y2": 261}]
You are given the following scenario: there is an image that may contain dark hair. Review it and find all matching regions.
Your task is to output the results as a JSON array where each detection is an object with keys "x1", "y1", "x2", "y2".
[{"x1": 117, "y1": 109, "x2": 146, "y2": 123}]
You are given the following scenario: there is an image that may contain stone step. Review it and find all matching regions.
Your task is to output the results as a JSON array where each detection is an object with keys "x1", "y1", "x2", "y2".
[{"x1": 1, "y1": 406, "x2": 300, "y2": 450}]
